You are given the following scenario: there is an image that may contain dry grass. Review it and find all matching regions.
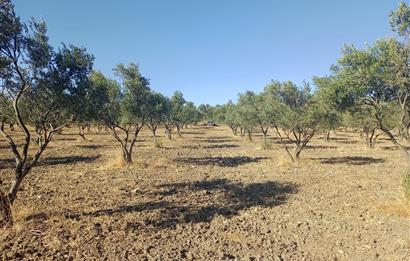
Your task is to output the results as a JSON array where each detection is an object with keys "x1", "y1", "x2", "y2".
[{"x1": 379, "y1": 200, "x2": 410, "y2": 218}]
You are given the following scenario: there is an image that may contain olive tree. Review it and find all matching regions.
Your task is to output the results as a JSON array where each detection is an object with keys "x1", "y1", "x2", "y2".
[
  {"x1": 224, "y1": 101, "x2": 241, "y2": 135},
  {"x1": 146, "y1": 91, "x2": 170, "y2": 147},
  {"x1": 0, "y1": 0, "x2": 94, "y2": 227},
  {"x1": 312, "y1": 76, "x2": 343, "y2": 141},
  {"x1": 334, "y1": 38, "x2": 408, "y2": 164},
  {"x1": 181, "y1": 101, "x2": 201, "y2": 127},
  {"x1": 274, "y1": 81, "x2": 319, "y2": 161},
  {"x1": 198, "y1": 103, "x2": 214, "y2": 122},
  {"x1": 96, "y1": 63, "x2": 150, "y2": 164},
  {"x1": 236, "y1": 91, "x2": 259, "y2": 141},
  {"x1": 389, "y1": 2, "x2": 410, "y2": 140},
  {"x1": 75, "y1": 71, "x2": 114, "y2": 140},
  {"x1": 168, "y1": 91, "x2": 186, "y2": 136}
]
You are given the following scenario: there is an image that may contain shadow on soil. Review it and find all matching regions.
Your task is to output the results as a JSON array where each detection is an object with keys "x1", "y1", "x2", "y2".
[
  {"x1": 76, "y1": 144, "x2": 106, "y2": 149},
  {"x1": 0, "y1": 155, "x2": 100, "y2": 169},
  {"x1": 181, "y1": 144, "x2": 240, "y2": 149},
  {"x1": 381, "y1": 145, "x2": 410, "y2": 151},
  {"x1": 305, "y1": 145, "x2": 337, "y2": 150},
  {"x1": 176, "y1": 156, "x2": 267, "y2": 167},
  {"x1": 67, "y1": 179, "x2": 298, "y2": 229},
  {"x1": 180, "y1": 131, "x2": 206, "y2": 135},
  {"x1": 39, "y1": 155, "x2": 100, "y2": 166},
  {"x1": 311, "y1": 156, "x2": 385, "y2": 165}
]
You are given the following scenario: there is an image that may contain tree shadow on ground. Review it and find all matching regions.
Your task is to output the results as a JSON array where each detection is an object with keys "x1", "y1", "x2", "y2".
[
  {"x1": 0, "y1": 155, "x2": 100, "y2": 169},
  {"x1": 54, "y1": 137, "x2": 78, "y2": 141},
  {"x1": 318, "y1": 137, "x2": 350, "y2": 141},
  {"x1": 311, "y1": 156, "x2": 385, "y2": 165},
  {"x1": 0, "y1": 144, "x2": 11, "y2": 149},
  {"x1": 67, "y1": 179, "x2": 297, "y2": 229},
  {"x1": 180, "y1": 131, "x2": 206, "y2": 135},
  {"x1": 181, "y1": 144, "x2": 240, "y2": 149},
  {"x1": 38, "y1": 155, "x2": 100, "y2": 166},
  {"x1": 76, "y1": 144, "x2": 106, "y2": 149},
  {"x1": 0, "y1": 158, "x2": 14, "y2": 169},
  {"x1": 176, "y1": 156, "x2": 267, "y2": 167},
  {"x1": 201, "y1": 139, "x2": 237, "y2": 143},
  {"x1": 332, "y1": 140, "x2": 361, "y2": 144},
  {"x1": 270, "y1": 137, "x2": 294, "y2": 145},
  {"x1": 381, "y1": 145, "x2": 410, "y2": 151},
  {"x1": 305, "y1": 145, "x2": 337, "y2": 150}
]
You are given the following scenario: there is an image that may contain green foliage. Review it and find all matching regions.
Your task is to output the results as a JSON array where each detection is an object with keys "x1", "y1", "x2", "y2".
[
  {"x1": 312, "y1": 76, "x2": 343, "y2": 132},
  {"x1": 181, "y1": 101, "x2": 201, "y2": 126},
  {"x1": 168, "y1": 91, "x2": 186, "y2": 128},
  {"x1": 198, "y1": 104, "x2": 214, "y2": 121},
  {"x1": 275, "y1": 81, "x2": 317, "y2": 131},
  {"x1": 146, "y1": 92, "x2": 171, "y2": 127},
  {"x1": 333, "y1": 38, "x2": 408, "y2": 135},
  {"x1": 90, "y1": 71, "x2": 122, "y2": 126},
  {"x1": 212, "y1": 104, "x2": 227, "y2": 124},
  {"x1": 114, "y1": 63, "x2": 151, "y2": 125},
  {"x1": 390, "y1": 2, "x2": 410, "y2": 39},
  {"x1": 0, "y1": 0, "x2": 94, "y2": 134},
  {"x1": 236, "y1": 91, "x2": 260, "y2": 132}
]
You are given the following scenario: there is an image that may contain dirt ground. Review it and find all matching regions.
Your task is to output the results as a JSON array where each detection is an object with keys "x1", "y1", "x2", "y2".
[{"x1": 0, "y1": 125, "x2": 409, "y2": 260}]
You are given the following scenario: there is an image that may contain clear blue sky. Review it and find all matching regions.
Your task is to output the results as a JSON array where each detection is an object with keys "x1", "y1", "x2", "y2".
[{"x1": 14, "y1": 0, "x2": 401, "y2": 105}]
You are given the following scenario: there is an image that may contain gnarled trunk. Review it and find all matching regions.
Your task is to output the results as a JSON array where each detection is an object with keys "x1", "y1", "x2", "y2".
[
  {"x1": 122, "y1": 147, "x2": 133, "y2": 164},
  {"x1": 273, "y1": 126, "x2": 295, "y2": 162}
]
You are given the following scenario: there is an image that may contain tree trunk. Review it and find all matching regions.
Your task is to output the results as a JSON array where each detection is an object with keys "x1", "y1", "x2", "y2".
[
  {"x1": 8, "y1": 174, "x2": 24, "y2": 205},
  {"x1": 122, "y1": 147, "x2": 133, "y2": 164},
  {"x1": 0, "y1": 191, "x2": 12, "y2": 228},
  {"x1": 324, "y1": 130, "x2": 330, "y2": 142},
  {"x1": 165, "y1": 128, "x2": 172, "y2": 140},
  {"x1": 295, "y1": 146, "x2": 302, "y2": 161},
  {"x1": 78, "y1": 126, "x2": 86, "y2": 140},
  {"x1": 238, "y1": 127, "x2": 244, "y2": 137},
  {"x1": 230, "y1": 126, "x2": 238, "y2": 135},
  {"x1": 152, "y1": 128, "x2": 159, "y2": 148},
  {"x1": 261, "y1": 128, "x2": 269, "y2": 148},
  {"x1": 273, "y1": 126, "x2": 295, "y2": 162},
  {"x1": 378, "y1": 120, "x2": 410, "y2": 177},
  {"x1": 176, "y1": 125, "x2": 182, "y2": 137},
  {"x1": 9, "y1": 123, "x2": 14, "y2": 131},
  {"x1": 365, "y1": 129, "x2": 377, "y2": 149},
  {"x1": 246, "y1": 129, "x2": 252, "y2": 141}
]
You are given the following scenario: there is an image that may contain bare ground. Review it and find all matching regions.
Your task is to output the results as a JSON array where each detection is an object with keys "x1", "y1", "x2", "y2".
[{"x1": 0, "y1": 126, "x2": 409, "y2": 260}]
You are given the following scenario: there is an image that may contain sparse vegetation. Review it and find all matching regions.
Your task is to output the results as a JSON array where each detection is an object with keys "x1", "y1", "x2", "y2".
[{"x1": 0, "y1": 0, "x2": 410, "y2": 259}]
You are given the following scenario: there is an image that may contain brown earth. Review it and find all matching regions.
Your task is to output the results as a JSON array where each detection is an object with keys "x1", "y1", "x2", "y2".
[{"x1": 0, "y1": 125, "x2": 409, "y2": 260}]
